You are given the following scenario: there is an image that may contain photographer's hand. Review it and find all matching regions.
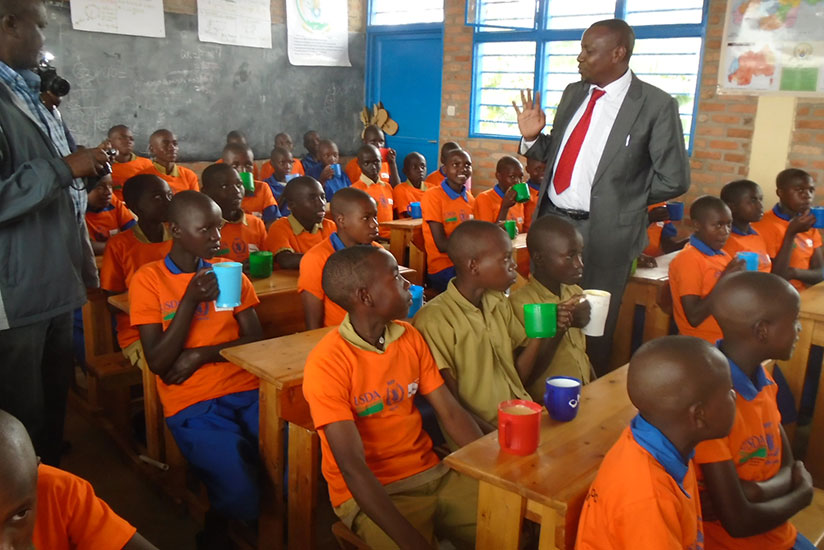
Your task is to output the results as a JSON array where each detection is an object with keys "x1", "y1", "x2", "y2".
[{"x1": 63, "y1": 147, "x2": 110, "y2": 179}]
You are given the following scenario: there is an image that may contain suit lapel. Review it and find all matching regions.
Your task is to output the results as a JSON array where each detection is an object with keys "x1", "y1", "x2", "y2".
[{"x1": 591, "y1": 74, "x2": 645, "y2": 189}]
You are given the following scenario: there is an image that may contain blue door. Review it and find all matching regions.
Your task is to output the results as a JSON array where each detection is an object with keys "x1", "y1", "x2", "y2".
[{"x1": 366, "y1": 25, "x2": 443, "y2": 181}]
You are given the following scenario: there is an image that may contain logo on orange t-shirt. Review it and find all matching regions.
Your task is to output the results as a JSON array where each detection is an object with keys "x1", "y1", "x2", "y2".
[{"x1": 737, "y1": 425, "x2": 779, "y2": 467}]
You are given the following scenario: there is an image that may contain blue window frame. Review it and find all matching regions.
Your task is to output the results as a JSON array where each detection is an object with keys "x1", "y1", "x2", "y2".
[{"x1": 470, "y1": 0, "x2": 708, "y2": 152}]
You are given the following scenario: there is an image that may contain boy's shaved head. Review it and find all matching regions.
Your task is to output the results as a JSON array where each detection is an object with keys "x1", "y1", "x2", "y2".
[
  {"x1": 226, "y1": 130, "x2": 246, "y2": 144},
  {"x1": 283, "y1": 175, "x2": 319, "y2": 202},
  {"x1": 444, "y1": 148, "x2": 469, "y2": 165},
  {"x1": 0, "y1": 409, "x2": 38, "y2": 508},
  {"x1": 168, "y1": 190, "x2": 219, "y2": 225},
  {"x1": 322, "y1": 245, "x2": 384, "y2": 309},
  {"x1": 318, "y1": 139, "x2": 337, "y2": 151},
  {"x1": 149, "y1": 128, "x2": 172, "y2": 142},
  {"x1": 271, "y1": 146, "x2": 290, "y2": 159},
  {"x1": 777, "y1": 168, "x2": 813, "y2": 189},
  {"x1": 720, "y1": 179, "x2": 759, "y2": 205},
  {"x1": 527, "y1": 214, "x2": 578, "y2": 253},
  {"x1": 690, "y1": 195, "x2": 728, "y2": 222},
  {"x1": 711, "y1": 272, "x2": 799, "y2": 336},
  {"x1": 447, "y1": 220, "x2": 507, "y2": 265},
  {"x1": 330, "y1": 186, "x2": 373, "y2": 218},
  {"x1": 357, "y1": 144, "x2": 380, "y2": 163},
  {"x1": 222, "y1": 142, "x2": 252, "y2": 157},
  {"x1": 440, "y1": 141, "x2": 461, "y2": 163},
  {"x1": 201, "y1": 163, "x2": 236, "y2": 190},
  {"x1": 107, "y1": 124, "x2": 130, "y2": 138},
  {"x1": 496, "y1": 155, "x2": 521, "y2": 173},
  {"x1": 122, "y1": 174, "x2": 165, "y2": 208},
  {"x1": 362, "y1": 124, "x2": 384, "y2": 140}
]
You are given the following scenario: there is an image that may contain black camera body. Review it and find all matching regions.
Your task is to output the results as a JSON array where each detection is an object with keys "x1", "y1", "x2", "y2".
[{"x1": 34, "y1": 58, "x2": 70, "y2": 97}]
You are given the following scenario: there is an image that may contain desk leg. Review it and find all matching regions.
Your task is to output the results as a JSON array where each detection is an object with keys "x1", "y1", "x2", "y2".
[
  {"x1": 535, "y1": 503, "x2": 561, "y2": 550},
  {"x1": 803, "y1": 337, "x2": 824, "y2": 488},
  {"x1": 139, "y1": 358, "x2": 165, "y2": 462},
  {"x1": 259, "y1": 382, "x2": 285, "y2": 550},
  {"x1": 287, "y1": 424, "x2": 320, "y2": 550},
  {"x1": 389, "y1": 229, "x2": 410, "y2": 266},
  {"x1": 476, "y1": 481, "x2": 525, "y2": 550}
]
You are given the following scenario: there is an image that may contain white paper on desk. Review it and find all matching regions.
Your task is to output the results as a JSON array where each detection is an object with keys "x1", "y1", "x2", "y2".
[
  {"x1": 70, "y1": 0, "x2": 165, "y2": 38},
  {"x1": 286, "y1": 0, "x2": 351, "y2": 67},
  {"x1": 198, "y1": 0, "x2": 272, "y2": 49}
]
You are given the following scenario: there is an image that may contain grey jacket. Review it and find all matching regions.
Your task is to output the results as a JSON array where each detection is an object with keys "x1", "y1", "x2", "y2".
[{"x1": 0, "y1": 80, "x2": 88, "y2": 329}]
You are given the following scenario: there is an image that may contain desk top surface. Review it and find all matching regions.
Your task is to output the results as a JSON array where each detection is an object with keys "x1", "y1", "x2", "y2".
[
  {"x1": 381, "y1": 218, "x2": 423, "y2": 230},
  {"x1": 800, "y1": 280, "x2": 824, "y2": 319},
  {"x1": 444, "y1": 365, "x2": 634, "y2": 509}
]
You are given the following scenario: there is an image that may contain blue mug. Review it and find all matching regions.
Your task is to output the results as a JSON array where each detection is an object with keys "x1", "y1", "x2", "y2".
[
  {"x1": 285, "y1": 173, "x2": 298, "y2": 182},
  {"x1": 331, "y1": 163, "x2": 342, "y2": 178},
  {"x1": 811, "y1": 206, "x2": 824, "y2": 229},
  {"x1": 408, "y1": 285, "x2": 424, "y2": 317},
  {"x1": 407, "y1": 201, "x2": 422, "y2": 219},
  {"x1": 666, "y1": 201, "x2": 684, "y2": 221},
  {"x1": 544, "y1": 376, "x2": 582, "y2": 422},
  {"x1": 737, "y1": 251, "x2": 759, "y2": 271}
]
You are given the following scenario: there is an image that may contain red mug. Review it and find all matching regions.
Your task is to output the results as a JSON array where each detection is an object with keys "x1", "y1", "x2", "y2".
[
  {"x1": 497, "y1": 399, "x2": 542, "y2": 456},
  {"x1": 379, "y1": 147, "x2": 389, "y2": 162}
]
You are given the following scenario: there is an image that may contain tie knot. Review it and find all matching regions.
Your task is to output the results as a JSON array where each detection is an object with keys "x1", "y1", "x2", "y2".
[{"x1": 590, "y1": 88, "x2": 606, "y2": 102}]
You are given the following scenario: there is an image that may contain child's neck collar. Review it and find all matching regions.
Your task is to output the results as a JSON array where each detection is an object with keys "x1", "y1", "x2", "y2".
[
  {"x1": 167, "y1": 247, "x2": 201, "y2": 273},
  {"x1": 717, "y1": 339, "x2": 761, "y2": 377},
  {"x1": 348, "y1": 313, "x2": 390, "y2": 350},
  {"x1": 453, "y1": 277, "x2": 485, "y2": 309},
  {"x1": 534, "y1": 272, "x2": 562, "y2": 296},
  {"x1": 137, "y1": 219, "x2": 166, "y2": 243}
]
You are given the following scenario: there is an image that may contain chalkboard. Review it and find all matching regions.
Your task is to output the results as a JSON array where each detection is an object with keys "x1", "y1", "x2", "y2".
[{"x1": 43, "y1": 2, "x2": 366, "y2": 161}]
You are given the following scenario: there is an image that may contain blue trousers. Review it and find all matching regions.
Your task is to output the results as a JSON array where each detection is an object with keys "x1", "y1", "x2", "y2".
[
  {"x1": 795, "y1": 533, "x2": 816, "y2": 549},
  {"x1": 166, "y1": 389, "x2": 260, "y2": 521},
  {"x1": 427, "y1": 267, "x2": 456, "y2": 293}
]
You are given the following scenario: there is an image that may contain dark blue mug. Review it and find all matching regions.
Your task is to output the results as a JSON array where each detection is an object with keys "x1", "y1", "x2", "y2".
[
  {"x1": 811, "y1": 206, "x2": 824, "y2": 229},
  {"x1": 544, "y1": 376, "x2": 582, "y2": 422}
]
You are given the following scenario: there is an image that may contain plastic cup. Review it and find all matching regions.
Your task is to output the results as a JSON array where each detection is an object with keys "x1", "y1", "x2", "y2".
[
  {"x1": 544, "y1": 376, "x2": 582, "y2": 422},
  {"x1": 812, "y1": 206, "x2": 824, "y2": 229},
  {"x1": 582, "y1": 289, "x2": 611, "y2": 337},
  {"x1": 239, "y1": 171, "x2": 255, "y2": 194},
  {"x1": 285, "y1": 173, "x2": 298, "y2": 182},
  {"x1": 379, "y1": 147, "x2": 389, "y2": 162},
  {"x1": 407, "y1": 201, "x2": 422, "y2": 219},
  {"x1": 523, "y1": 303, "x2": 557, "y2": 338},
  {"x1": 249, "y1": 251, "x2": 273, "y2": 279},
  {"x1": 666, "y1": 201, "x2": 684, "y2": 221},
  {"x1": 331, "y1": 163, "x2": 342, "y2": 178},
  {"x1": 407, "y1": 285, "x2": 424, "y2": 318},
  {"x1": 497, "y1": 399, "x2": 542, "y2": 455},
  {"x1": 503, "y1": 220, "x2": 518, "y2": 239},
  {"x1": 737, "y1": 251, "x2": 759, "y2": 271},
  {"x1": 513, "y1": 182, "x2": 531, "y2": 203},
  {"x1": 213, "y1": 262, "x2": 243, "y2": 308}
]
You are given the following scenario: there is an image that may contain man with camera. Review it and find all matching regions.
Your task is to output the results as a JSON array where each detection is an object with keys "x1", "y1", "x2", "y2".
[{"x1": 0, "y1": 0, "x2": 111, "y2": 465}]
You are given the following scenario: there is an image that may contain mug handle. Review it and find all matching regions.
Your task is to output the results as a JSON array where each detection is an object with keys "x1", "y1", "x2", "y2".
[
  {"x1": 500, "y1": 419, "x2": 511, "y2": 448},
  {"x1": 407, "y1": 204, "x2": 412, "y2": 215}
]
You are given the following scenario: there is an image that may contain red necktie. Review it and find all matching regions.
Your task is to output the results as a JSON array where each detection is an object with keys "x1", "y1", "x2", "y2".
[{"x1": 553, "y1": 88, "x2": 606, "y2": 195}]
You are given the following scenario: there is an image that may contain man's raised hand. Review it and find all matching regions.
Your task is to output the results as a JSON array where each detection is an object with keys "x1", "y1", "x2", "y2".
[{"x1": 512, "y1": 89, "x2": 546, "y2": 142}]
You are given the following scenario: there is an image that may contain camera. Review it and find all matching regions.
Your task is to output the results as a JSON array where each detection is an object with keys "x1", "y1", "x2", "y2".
[{"x1": 34, "y1": 53, "x2": 70, "y2": 97}]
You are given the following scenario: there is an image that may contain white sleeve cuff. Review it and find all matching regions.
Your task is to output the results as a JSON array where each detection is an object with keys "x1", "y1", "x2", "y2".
[{"x1": 519, "y1": 137, "x2": 538, "y2": 155}]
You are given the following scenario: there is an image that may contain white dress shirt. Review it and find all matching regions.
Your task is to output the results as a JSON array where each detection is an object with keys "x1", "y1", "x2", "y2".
[{"x1": 521, "y1": 69, "x2": 632, "y2": 211}]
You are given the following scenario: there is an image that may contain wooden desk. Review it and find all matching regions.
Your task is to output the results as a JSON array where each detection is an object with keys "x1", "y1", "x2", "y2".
[
  {"x1": 512, "y1": 232, "x2": 529, "y2": 277},
  {"x1": 381, "y1": 218, "x2": 424, "y2": 285},
  {"x1": 610, "y1": 251, "x2": 677, "y2": 370},
  {"x1": 221, "y1": 328, "x2": 333, "y2": 550},
  {"x1": 444, "y1": 366, "x2": 634, "y2": 550}
]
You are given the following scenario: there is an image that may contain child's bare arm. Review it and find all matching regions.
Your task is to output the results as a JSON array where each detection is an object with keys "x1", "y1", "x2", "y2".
[
  {"x1": 123, "y1": 533, "x2": 160, "y2": 550},
  {"x1": 301, "y1": 291, "x2": 325, "y2": 330},
  {"x1": 787, "y1": 246, "x2": 824, "y2": 286},
  {"x1": 680, "y1": 258, "x2": 746, "y2": 327},
  {"x1": 386, "y1": 148, "x2": 401, "y2": 188},
  {"x1": 426, "y1": 221, "x2": 449, "y2": 253},
  {"x1": 495, "y1": 188, "x2": 518, "y2": 223},
  {"x1": 274, "y1": 250, "x2": 302, "y2": 270},
  {"x1": 324, "y1": 421, "x2": 435, "y2": 550},
  {"x1": 440, "y1": 370, "x2": 496, "y2": 433},
  {"x1": 422, "y1": 385, "x2": 483, "y2": 447}
]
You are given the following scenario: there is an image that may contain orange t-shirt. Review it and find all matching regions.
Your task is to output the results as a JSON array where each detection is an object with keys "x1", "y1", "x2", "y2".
[
  {"x1": 424, "y1": 169, "x2": 473, "y2": 193},
  {"x1": 303, "y1": 319, "x2": 444, "y2": 507},
  {"x1": 32, "y1": 464, "x2": 136, "y2": 550},
  {"x1": 352, "y1": 175, "x2": 395, "y2": 239},
  {"x1": 576, "y1": 419, "x2": 704, "y2": 550},
  {"x1": 241, "y1": 180, "x2": 278, "y2": 221},
  {"x1": 139, "y1": 162, "x2": 200, "y2": 194},
  {"x1": 264, "y1": 215, "x2": 335, "y2": 256},
  {"x1": 752, "y1": 206, "x2": 823, "y2": 291},
  {"x1": 522, "y1": 182, "x2": 541, "y2": 231},
  {"x1": 668, "y1": 237, "x2": 731, "y2": 344},
  {"x1": 472, "y1": 185, "x2": 525, "y2": 231},
  {"x1": 694, "y1": 360, "x2": 796, "y2": 550},
  {"x1": 393, "y1": 181, "x2": 426, "y2": 217},
  {"x1": 111, "y1": 154, "x2": 154, "y2": 201},
  {"x1": 421, "y1": 182, "x2": 475, "y2": 274},
  {"x1": 85, "y1": 196, "x2": 136, "y2": 243},
  {"x1": 344, "y1": 157, "x2": 391, "y2": 186},
  {"x1": 100, "y1": 224, "x2": 173, "y2": 349},
  {"x1": 216, "y1": 213, "x2": 268, "y2": 263},
  {"x1": 129, "y1": 256, "x2": 260, "y2": 417},
  {"x1": 723, "y1": 226, "x2": 772, "y2": 273}
]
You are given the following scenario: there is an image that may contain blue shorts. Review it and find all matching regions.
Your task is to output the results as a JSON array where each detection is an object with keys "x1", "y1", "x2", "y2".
[
  {"x1": 166, "y1": 389, "x2": 260, "y2": 521},
  {"x1": 794, "y1": 533, "x2": 816, "y2": 550},
  {"x1": 427, "y1": 267, "x2": 455, "y2": 293}
]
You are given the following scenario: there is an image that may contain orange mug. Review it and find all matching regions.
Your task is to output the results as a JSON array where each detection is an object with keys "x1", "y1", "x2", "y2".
[
  {"x1": 379, "y1": 147, "x2": 389, "y2": 162},
  {"x1": 497, "y1": 399, "x2": 542, "y2": 456}
]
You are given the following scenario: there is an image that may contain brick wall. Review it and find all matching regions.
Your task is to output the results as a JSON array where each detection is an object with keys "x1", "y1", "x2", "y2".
[{"x1": 788, "y1": 101, "x2": 824, "y2": 187}]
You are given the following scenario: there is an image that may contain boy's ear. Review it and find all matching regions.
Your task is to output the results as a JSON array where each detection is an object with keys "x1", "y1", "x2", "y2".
[
  {"x1": 355, "y1": 286, "x2": 372, "y2": 307},
  {"x1": 753, "y1": 319, "x2": 770, "y2": 343},
  {"x1": 688, "y1": 401, "x2": 706, "y2": 432},
  {"x1": 169, "y1": 221, "x2": 182, "y2": 238},
  {"x1": 467, "y1": 256, "x2": 480, "y2": 276}
]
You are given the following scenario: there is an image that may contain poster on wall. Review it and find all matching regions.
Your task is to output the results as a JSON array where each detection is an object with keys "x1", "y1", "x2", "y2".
[
  {"x1": 286, "y1": 0, "x2": 351, "y2": 67},
  {"x1": 70, "y1": 0, "x2": 165, "y2": 38},
  {"x1": 719, "y1": 0, "x2": 824, "y2": 95},
  {"x1": 197, "y1": 0, "x2": 272, "y2": 49}
]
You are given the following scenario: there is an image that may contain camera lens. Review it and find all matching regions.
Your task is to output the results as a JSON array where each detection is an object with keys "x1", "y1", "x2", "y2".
[{"x1": 50, "y1": 77, "x2": 70, "y2": 97}]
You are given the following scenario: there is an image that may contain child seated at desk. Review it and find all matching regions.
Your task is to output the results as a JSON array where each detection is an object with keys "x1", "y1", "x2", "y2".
[
  {"x1": 262, "y1": 146, "x2": 296, "y2": 215},
  {"x1": 425, "y1": 141, "x2": 473, "y2": 192},
  {"x1": 260, "y1": 132, "x2": 305, "y2": 181},
  {"x1": 352, "y1": 144, "x2": 396, "y2": 240},
  {"x1": 85, "y1": 173, "x2": 136, "y2": 255},
  {"x1": 303, "y1": 245, "x2": 482, "y2": 550},
  {"x1": 108, "y1": 124, "x2": 153, "y2": 201},
  {"x1": 575, "y1": 336, "x2": 736, "y2": 549},
  {"x1": 221, "y1": 143, "x2": 279, "y2": 228},
  {"x1": 413, "y1": 221, "x2": 554, "y2": 438},
  {"x1": 130, "y1": 191, "x2": 263, "y2": 546},
  {"x1": 317, "y1": 139, "x2": 351, "y2": 201},
  {"x1": 753, "y1": 168, "x2": 824, "y2": 291},
  {"x1": 344, "y1": 124, "x2": 395, "y2": 185},
  {"x1": 393, "y1": 152, "x2": 427, "y2": 218},
  {"x1": 300, "y1": 130, "x2": 324, "y2": 181},
  {"x1": 201, "y1": 164, "x2": 267, "y2": 265},
  {"x1": 264, "y1": 176, "x2": 334, "y2": 270},
  {"x1": 0, "y1": 410, "x2": 159, "y2": 550},
  {"x1": 421, "y1": 148, "x2": 475, "y2": 292},
  {"x1": 643, "y1": 203, "x2": 682, "y2": 257},
  {"x1": 694, "y1": 272, "x2": 816, "y2": 550},
  {"x1": 140, "y1": 129, "x2": 199, "y2": 194},
  {"x1": 522, "y1": 157, "x2": 545, "y2": 231},
  {"x1": 669, "y1": 196, "x2": 745, "y2": 343},
  {"x1": 510, "y1": 216, "x2": 592, "y2": 400},
  {"x1": 721, "y1": 179, "x2": 773, "y2": 273},
  {"x1": 100, "y1": 174, "x2": 173, "y2": 366},
  {"x1": 472, "y1": 155, "x2": 525, "y2": 232}
]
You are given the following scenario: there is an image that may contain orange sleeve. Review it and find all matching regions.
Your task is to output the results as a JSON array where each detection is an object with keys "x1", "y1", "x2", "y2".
[
  {"x1": 256, "y1": 181, "x2": 278, "y2": 209},
  {"x1": 297, "y1": 247, "x2": 326, "y2": 300},
  {"x1": 303, "y1": 334, "x2": 357, "y2": 429},
  {"x1": 668, "y1": 251, "x2": 704, "y2": 299},
  {"x1": 693, "y1": 436, "x2": 734, "y2": 465},
  {"x1": 814, "y1": 229, "x2": 823, "y2": 249},
  {"x1": 408, "y1": 325, "x2": 445, "y2": 395},
  {"x1": 99, "y1": 239, "x2": 127, "y2": 293},
  {"x1": 344, "y1": 157, "x2": 360, "y2": 184},
  {"x1": 183, "y1": 168, "x2": 200, "y2": 191},
  {"x1": 293, "y1": 159, "x2": 305, "y2": 176},
  {"x1": 421, "y1": 189, "x2": 442, "y2": 224},
  {"x1": 129, "y1": 266, "x2": 163, "y2": 327},
  {"x1": 265, "y1": 219, "x2": 294, "y2": 254},
  {"x1": 754, "y1": 221, "x2": 782, "y2": 257},
  {"x1": 611, "y1": 497, "x2": 691, "y2": 550},
  {"x1": 114, "y1": 200, "x2": 136, "y2": 229},
  {"x1": 472, "y1": 192, "x2": 498, "y2": 224}
]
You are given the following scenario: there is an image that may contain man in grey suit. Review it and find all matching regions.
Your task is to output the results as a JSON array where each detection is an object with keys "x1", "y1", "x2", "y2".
[{"x1": 513, "y1": 19, "x2": 690, "y2": 375}]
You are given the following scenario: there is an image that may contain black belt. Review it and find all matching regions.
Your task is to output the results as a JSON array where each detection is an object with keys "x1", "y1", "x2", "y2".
[{"x1": 548, "y1": 199, "x2": 589, "y2": 220}]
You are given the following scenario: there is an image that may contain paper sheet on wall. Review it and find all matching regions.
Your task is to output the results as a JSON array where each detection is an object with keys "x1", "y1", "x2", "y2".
[
  {"x1": 70, "y1": 0, "x2": 165, "y2": 38},
  {"x1": 198, "y1": 0, "x2": 272, "y2": 49},
  {"x1": 286, "y1": 0, "x2": 351, "y2": 67}
]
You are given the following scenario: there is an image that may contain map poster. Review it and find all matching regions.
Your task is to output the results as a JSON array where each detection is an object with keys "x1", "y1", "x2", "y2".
[
  {"x1": 286, "y1": 0, "x2": 351, "y2": 67},
  {"x1": 719, "y1": 0, "x2": 824, "y2": 95}
]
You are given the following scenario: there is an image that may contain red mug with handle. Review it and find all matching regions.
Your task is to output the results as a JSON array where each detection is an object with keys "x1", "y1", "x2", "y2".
[{"x1": 497, "y1": 399, "x2": 542, "y2": 455}]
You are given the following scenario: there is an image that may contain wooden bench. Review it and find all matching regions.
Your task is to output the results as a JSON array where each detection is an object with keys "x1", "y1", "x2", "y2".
[
  {"x1": 331, "y1": 522, "x2": 370, "y2": 550},
  {"x1": 791, "y1": 487, "x2": 824, "y2": 548}
]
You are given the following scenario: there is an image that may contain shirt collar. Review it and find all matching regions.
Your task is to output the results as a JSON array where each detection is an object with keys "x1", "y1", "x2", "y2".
[
  {"x1": 592, "y1": 68, "x2": 632, "y2": 98},
  {"x1": 164, "y1": 254, "x2": 210, "y2": 274},
  {"x1": 717, "y1": 341, "x2": 773, "y2": 401},
  {"x1": 493, "y1": 184, "x2": 505, "y2": 198},
  {"x1": 772, "y1": 204, "x2": 793, "y2": 221},
  {"x1": 440, "y1": 180, "x2": 469, "y2": 202},
  {"x1": 287, "y1": 214, "x2": 322, "y2": 235},
  {"x1": 689, "y1": 234, "x2": 724, "y2": 256},
  {"x1": 330, "y1": 232, "x2": 346, "y2": 251},
  {"x1": 630, "y1": 414, "x2": 694, "y2": 497},
  {"x1": 115, "y1": 153, "x2": 138, "y2": 164},
  {"x1": 152, "y1": 161, "x2": 179, "y2": 177},
  {"x1": 731, "y1": 224, "x2": 757, "y2": 236},
  {"x1": 87, "y1": 202, "x2": 115, "y2": 214},
  {"x1": 224, "y1": 212, "x2": 248, "y2": 226},
  {"x1": 359, "y1": 173, "x2": 380, "y2": 187},
  {"x1": 528, "y1": 179, "x2": 541, "y2": 191},
  {"x1": 338, "y1": 314, "x2": 407, "y2": 353},
  {"x1": 444, "y1": 279, "x2": 506, "y2": 314},
  {"x1": 133, "y1": 222, "x2": 172, "y2": 244}
]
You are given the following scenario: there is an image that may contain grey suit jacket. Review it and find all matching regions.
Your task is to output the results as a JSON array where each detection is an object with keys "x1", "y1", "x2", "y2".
[{"x1": 524, "y1": 73, "x2": 690, "y2": 267}]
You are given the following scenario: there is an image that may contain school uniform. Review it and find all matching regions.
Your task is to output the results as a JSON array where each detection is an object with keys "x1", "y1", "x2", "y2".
[
  {"x1": 345, "y1": 157, "x2": 391, "y2": 186},
  {"x1": 472, "y1": 184, "x2": 525, "y2": 231},
  {"x1": 300, "y1": 154, "x2": 324, "y2": 181},
  {"x1": 420, "y1": 181, "x2": 475, "y2": 291},
  {"x1": 110, "y1": 154, "x2": 153, "y2": 201},
  {"x1": 130, "y1": 255, "x2": 261, "y2": 520},
  {"x1": 85, "y1": 195, "x2": 136, "y2": 243},
  {"x1": 392, "y1": 181, "x2": 426, "y2": 217},
  {"x1": 217, "y1": 213, "x2": 268, "y2": 263},
  {"x1": 753, "y1": 205, "x2": 823, "y2": 290},
  {"x1": 510, "y1": 277, "x2": 591, "y2": 400},
  {"x1": 323, "y1": 171, "x2": 352, "y2": 201},
  {"x1": 575, "y1": 415, "x2": 704, "y2": 550},
  {"x1": 668, "y1": 235, "x2": 732, "y2": 343},
  {"x1": 644, "y1": 221, "x2": 678, "y2": 257},
  {"x1": 352, "y1": 173, "x2": 394, "y2": 239},
  {"x1": 522, "y1": 180, "x2": 541, "y2": 231},
  {"x1": 723, "y1": 224, "x2": 772, "y2": 273},
  {"x1": 264, "y1": 215, "x2": 335, "y2": 257},
  {"x1": 303, "y1": 317, "x2": 477, "y2": 549},
  {"x1": 241, "y1": 179, "x2": 280, "y2": 225},
  {"x1": 140, "y1": 161, "x2": 199, "y2": 194}
]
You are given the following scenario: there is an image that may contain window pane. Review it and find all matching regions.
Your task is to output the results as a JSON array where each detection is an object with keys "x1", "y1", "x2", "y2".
[
  {"x1": 370, "y1": 0, "x2": 443, "y2": 25},
  {"x1": 475, "y1": 0, "x2": 537, "y2": 30},
  {"x1": 546, "y1": 0, "x2": 615, "y2": 30},
  {"x1": 475, "y1": 41, "x2": 536, "y2": 136},
  {"x1": 542, "y1": 40, "x2": 582, "y2": 130},
  {"x1": 625, "y1": 0, "x2": 704, "y2": 26}
]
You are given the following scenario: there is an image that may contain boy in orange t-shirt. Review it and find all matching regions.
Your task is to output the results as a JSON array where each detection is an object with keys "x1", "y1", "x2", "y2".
[
  {"x1": 298, "y1": 188, "x2": 381, "y2": 329},
  {"x1": 394, "y1": 152, "x2": 427, "y2": 217},
  {"x1": 140, "y1": 129, "x2": 199, "y2": 194},
  {"x1": 352, "y1": 144, "x2": 395, "y2": 239},
  {"x1": 201, "y1": 164, "x2": 267, "y2": 264},
  {"x1": 642, "y1": 203, "x2": 683, "y2": 258},
  {"x1": 303, "y1": 245, "x2": 482, "y2": 549},
  {"x1": 264, "y1": 176, "x2": 335, "y2": 269},
  {"x1": 472, "y1": 155, "x2": 525, "y2": 231},
  {"x1": 425, "y1": 141, "x2": 473, "y2": 192},
  {"x1": 752, "y1": 169, "x2": 824, "y2": 291},
  {"x1": 0, "y1": 409, "x2": 157, "y2": 550},
  {"x1": 421, "y1": 148, "x2": 475, "y2": 292},
  {"x1": 260, "y1": 132, "x2": 304, "y2": 180},
  {"x1": 85, "y1": 173, "x2": 136, "y2": 254},
  {"x1": 721, "y1": 179, "x2": 774, "y2": 273},
  {"x1": 695, "y1": 272, "x2": 816, "y2": 550},
  {"x1": 522, "y1": 157, "x2": 545, "y2": 231},
  {"x1": 100, "y1": 174, "x2": 173, "y2": 364},
  {"x1": 130, "y1": 191, "x2": 263, "y2": 537},
  {"x1": 222, "y1": 143, "x2": 279, "y2": 228},
  {"x1": 576, "y1": 336, "x2": 736, "y2": 550},
  {"x1": 108, "y1": 124, "x2": 153, "y2": 201},
  {"x1": 669, "y1": 196, "x2": 745, "y2": 343},
  {"x1": 344, "y1": 124, "x2": 397, "y2": 186}
]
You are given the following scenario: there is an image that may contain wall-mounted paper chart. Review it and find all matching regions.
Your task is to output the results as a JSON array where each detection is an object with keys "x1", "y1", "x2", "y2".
[
  {"x1": 70, "y1": 0, "x2": 166, "y2": 38},
  {"x1": 198, "y1": 0, "x2": 272, "y2": 49}
]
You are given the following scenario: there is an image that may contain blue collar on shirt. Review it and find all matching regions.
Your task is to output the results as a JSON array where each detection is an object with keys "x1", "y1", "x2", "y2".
[
  {"x1": 86, "y1": 202, "x2": 115, "y2": 214},
  {"x1": 717, "y1": 340, "x2": 773, "y2": 401},
  {"x1": 772, "y1": 204, "x2": 795, "y2": 222},
  {"x1": 440, "y1": 180, "x2": 469, "y2": 202},
  {"x1": 689, "y1": 234, "x2": 724, "y2": 256},
  {"x1": 164, "y1": 254, "x2": 210, "y2": 274},
  {"x1": 631, "y1": 414, "x2": 694, "y2": 497},
  {"x1": 731, "y1": 224, "x2": 757, "y2": 236},
  {"x1": 493, "y1": 184, "x2": 505, "y2": 198},
  {"x1": 528, "y1": 180, "x2": 541, "y2": 191},
  {"x1": 330, "y1": 232, "x2": 346, "y2": 251},
  {"x1": 439, "y1": 166, "x2": 446, "y2": 176}
]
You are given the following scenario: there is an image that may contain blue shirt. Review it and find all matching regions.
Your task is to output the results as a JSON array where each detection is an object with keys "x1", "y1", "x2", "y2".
[
  {"x1": 717, "y1": 341, "x2": 773, "y2": 401},
  {"x1": 324, "y1": 173, "x2": 352, "y2": 201},
  {"x1": 164, "y1": 254, "x2": 210, "y2": 274},
  {"x1": 630, "y1": 414, "x2": 694, "y2": 497},
  {"x1": 301, "y1": 154, "x2": 324, "y2": 181},
  {"x1": 264, "y1": 176, "x2": 289, "y2": 216}
]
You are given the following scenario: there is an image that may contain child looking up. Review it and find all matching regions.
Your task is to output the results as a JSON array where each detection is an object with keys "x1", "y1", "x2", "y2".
[
  {"x1": 141, "y1": 129, "x2": 199, "y2": 194},
  {"x1": 472, "y1": 155, "x2": 525, "y2": 231},
  {"x1": 317, "y1": 139, "x2": 351, "y2": 200},
  {"x1": 85, "y1": 173, "x2": 136, "y2": 255},
  {"x1": 108, "y1": 124, "x2": 153, "y2": 201},
  {"x1": 352, "y1": 144, "x2": 395, "y2": 239},
  {"x1": 222, "y1": 143, "x2": 279, "y2": 228},
  {"x1": 721, "y1": 179, "x2": 773, "y2": 272},
  {"x1": 394, "y1": 152, "x2": 427, "y2": 217},
  {"x1": 425, "y1": 142, "x2": 473, "y2": 192}
]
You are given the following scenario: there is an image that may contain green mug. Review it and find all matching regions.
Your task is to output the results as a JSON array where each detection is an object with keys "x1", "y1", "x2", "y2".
[
  {"x1": 239, "y1": 171, "x2": 255, "y2": 194},
  {"x1": 503, "y1": 219, "x2": 518, "y2": 239},
  {"x1": 512, "y1": 182, "x2": 531, "y2": 203},
  {"x1": 523, "y1": 303, "x2": 557, "y2": 338},
  {"x1": 249, "y1": 250, "x2": 273, "y2": 279}
]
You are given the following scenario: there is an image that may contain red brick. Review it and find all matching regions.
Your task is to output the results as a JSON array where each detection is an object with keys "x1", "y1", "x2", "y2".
[
  {"x1": 709, "y1": 162, "x2": 736, "y2": 174},
  {"x1": 727, "y1": 128, "x2": 753, "y2": 139},
  {"x1": 727, "y1": 103, "x2": 757, "y2": 114},
  {"x1": 694, "y1": 150, "x2": 722, "y2": 160},
  {"x1": 709, "y1": 140, "x2": 740, "y2": 150},
  {"x1": 797, "y1": 120, "x2": 824, "y2": 130},
  {"x1": 724, "y1": 153, "x2": 747, "y2": 163},
  {"x1": 711, "y1": 114, "x2": 741, "y2": 124},
  {"x1": 797, "y1": 106, "x2": 811, "y2": 116}
]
